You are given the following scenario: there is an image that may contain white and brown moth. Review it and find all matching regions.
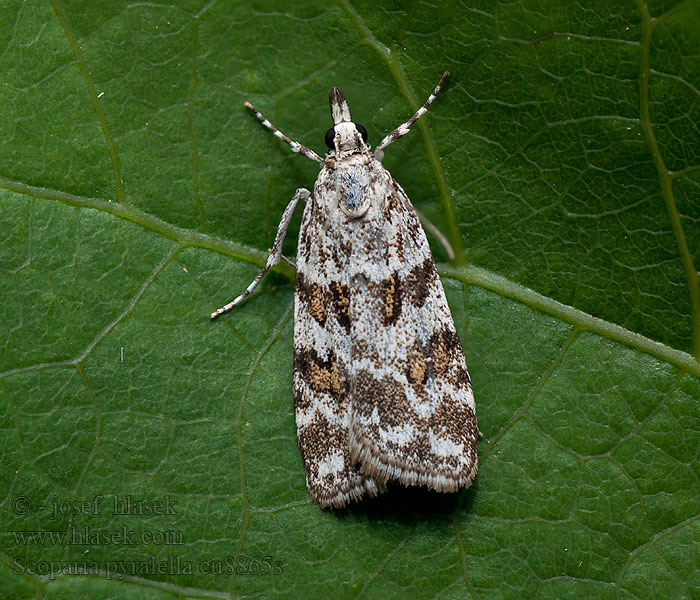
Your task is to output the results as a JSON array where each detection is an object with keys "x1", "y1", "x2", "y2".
[{"x1": 213, "y1": 72, "x2": 478, "y2": 508}]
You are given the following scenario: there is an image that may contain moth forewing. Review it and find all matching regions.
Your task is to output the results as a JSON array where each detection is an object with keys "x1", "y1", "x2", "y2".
[{"x1": 213, "y1": 72, "x2": 478, "y2": 508}]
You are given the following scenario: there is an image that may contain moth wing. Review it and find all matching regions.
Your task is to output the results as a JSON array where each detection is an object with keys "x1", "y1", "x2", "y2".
[
  {"x1": 293, "y1": 189, "x2": 382, "y2": 508},
  {"x1": 348, "y1": 166, "x2": 478, "y2": 492}
]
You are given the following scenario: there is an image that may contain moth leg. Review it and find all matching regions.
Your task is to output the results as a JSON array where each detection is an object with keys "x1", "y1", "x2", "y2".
[
  {"x1": 412, "y1": 206, "x2": 455, "y2": 261},
  {"x1": 245, "y1": 102, "x2": 324, "y2": 164},
  {"x1": 374, "y1": 71, "x2": 449, "y2": 153},
  {"x1": 211, "y1": 188, "x2": 309, "y2": 318},
  {"x1": 280, "y1": 254, "x2": 296, "y2": 268}
]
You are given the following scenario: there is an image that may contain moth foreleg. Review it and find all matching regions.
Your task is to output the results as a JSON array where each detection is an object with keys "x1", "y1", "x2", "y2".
[{"x1": 210, "y1": 188, "x2": 310, "y2": 318}]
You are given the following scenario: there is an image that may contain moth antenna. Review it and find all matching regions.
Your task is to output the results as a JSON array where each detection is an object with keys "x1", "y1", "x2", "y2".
[
  {"x1": 244, "y1": 102, "x2": 324, "y2": 164},
  {"x1": 216, "y1": 73, "x2": 476, "y2": 509},
  {"x1": 375, "y1": 71, "x2": 449, "y2": 153}
]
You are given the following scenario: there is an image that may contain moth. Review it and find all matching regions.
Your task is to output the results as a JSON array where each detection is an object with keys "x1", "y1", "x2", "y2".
[{"x1": 213, "y1": 72, "x2": 478, "y2": 508}]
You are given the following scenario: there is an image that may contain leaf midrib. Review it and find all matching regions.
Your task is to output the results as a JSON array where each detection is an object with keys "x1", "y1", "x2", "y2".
[
  {"x1": 4, "y1": 0, "x2": 698, "y2": 376},
  {"x1": 338, "y1": 0, "x2": 700, "y2": 360},
  {"x1": 1, "y1": 175, "x2": 698, "y2": 379}
]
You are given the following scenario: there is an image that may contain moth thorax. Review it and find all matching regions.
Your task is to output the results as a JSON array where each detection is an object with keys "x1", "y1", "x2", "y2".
[{"x1": 336, "y1": 165, "x2": 371, "y2": 219}]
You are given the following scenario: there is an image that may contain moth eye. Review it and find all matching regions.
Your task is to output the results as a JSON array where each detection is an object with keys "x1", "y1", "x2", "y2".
[
  {"x1": 356, "y1": 123, "x2": 368, "y2": 142},
  {"x1": 324, "y1": 127, "x2": 336, "y2": 149}
]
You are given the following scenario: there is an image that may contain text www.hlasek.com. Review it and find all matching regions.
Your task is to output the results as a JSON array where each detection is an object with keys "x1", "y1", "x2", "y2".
[
  {"x1": 12, "y1": 525, "x2": 182, "y2": 547},
  {"x1": 12, "y1": 527, "x2": 282, "y2": 578}
]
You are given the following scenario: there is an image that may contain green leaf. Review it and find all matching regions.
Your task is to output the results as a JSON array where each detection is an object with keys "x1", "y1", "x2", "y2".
[{"x1": 1, "y1": 0, "x2": 699, "y2": 598}]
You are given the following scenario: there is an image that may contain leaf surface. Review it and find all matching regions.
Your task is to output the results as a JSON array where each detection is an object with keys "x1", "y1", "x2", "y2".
[{"x1": 1, "y1": 1, "x2": 699, "y2": 598}]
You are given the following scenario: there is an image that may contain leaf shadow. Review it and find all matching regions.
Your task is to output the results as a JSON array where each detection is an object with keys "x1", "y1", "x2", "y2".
[{"x1": 335, "y1": 480, "x2": 479, "y2": 524}]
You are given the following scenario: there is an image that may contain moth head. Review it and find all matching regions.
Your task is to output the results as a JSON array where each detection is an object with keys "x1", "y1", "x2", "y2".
[{"x1": 325, "y1": 87, "x2": 369, "y2": 157}]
